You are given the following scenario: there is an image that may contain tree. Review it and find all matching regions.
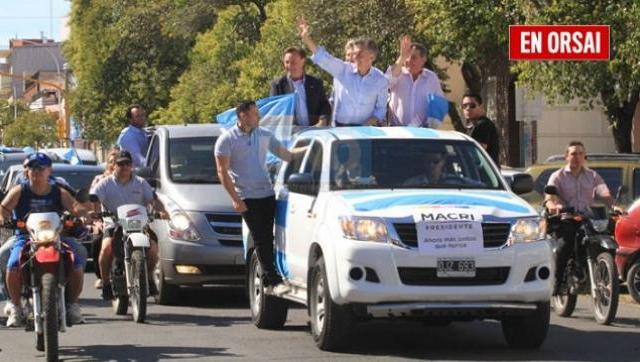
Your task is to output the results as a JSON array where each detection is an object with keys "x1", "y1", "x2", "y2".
[
  {"x1": 410, "y1": 0, "x2": 523, "y2": 166},
  {"x1": 3, "y1": 111, "x2": 58, "y2": 148},
  {"x1": 155, "y1": 5, "x2": 264, "y2": 124},
  {"x1": 514, "y1": 1, "x2": 640, "y2": 153},
  {"x1": 65, "y1": 0, "x2": 218, "y2": 143}
]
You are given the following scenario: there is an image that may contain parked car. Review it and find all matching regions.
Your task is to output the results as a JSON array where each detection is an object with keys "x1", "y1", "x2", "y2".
[
  {"x1": 138, "y1": 124, "x2": 244, "y2": 305},
  {"x1": 41, "y1": 148, "x2": 99, "y2": 165},
  {"x1": 521, "y1": 156, "x2": 638, "y2": 210},
  {"x1": 247, "y1": 127, "x2": 553, "y2": 351}
]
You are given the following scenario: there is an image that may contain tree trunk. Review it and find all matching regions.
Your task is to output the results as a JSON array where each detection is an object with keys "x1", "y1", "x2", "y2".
[
  {"x1": 494, "y1": 61, "x2": 518, "y2": 167},
  {"x1": 601, "y1": 90, "x2": 639, "y2": 153}
]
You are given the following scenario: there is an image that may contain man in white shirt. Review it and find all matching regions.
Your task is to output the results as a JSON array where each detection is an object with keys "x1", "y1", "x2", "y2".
[{"x1": 387, "y1": 36, "x2": 445, "y2": 128}]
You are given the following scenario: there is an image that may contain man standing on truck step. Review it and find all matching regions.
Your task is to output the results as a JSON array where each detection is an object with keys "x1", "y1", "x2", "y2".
[{"x1": 215, "y1": 100, "x2": 307, "y2": 295}]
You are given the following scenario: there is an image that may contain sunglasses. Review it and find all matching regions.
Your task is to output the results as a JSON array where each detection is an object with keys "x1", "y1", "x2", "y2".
[
  {"x1": 462, "y1": 103, "x2": 477, "y2": 110},
  {"x1": 116, "y1": 161, "x2": 132, "y2": 166},
  {"x1": 425, "y1": 158, "x2": 443, "y2": 165}
]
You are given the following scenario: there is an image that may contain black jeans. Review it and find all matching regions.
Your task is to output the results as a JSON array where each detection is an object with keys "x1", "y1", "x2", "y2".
[
  {"x1": 242, "y1": 196, "x2": 281, "y2": 286},
  {"x1": 554, "y1": 220, "x2": 579, "y2": 291}
]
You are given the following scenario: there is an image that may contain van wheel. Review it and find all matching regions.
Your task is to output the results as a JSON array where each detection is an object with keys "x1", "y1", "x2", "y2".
[
  {"x1": 502, "y1": 302, "x2": 550, "y2": 349},
  {"x1": 154, "y1": 263, "x2": 179, "y2": 305},
  {"x1": 309, "y1": 256, "x2": 354, "y2": 351},
  {"x1": 248, "y1": 250, "x2": 288, "y2": 329}
]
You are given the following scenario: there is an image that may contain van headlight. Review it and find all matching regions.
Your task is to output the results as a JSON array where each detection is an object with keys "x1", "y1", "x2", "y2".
[
  {"x1": 339, "y1": 216, "x2": 388, "y2": 242},
  {"x1": 508, "y1": 217, "x2": 546, "y2": 244},
  {"x1": 34, "y1": 229, "x2": 58, "y2": 243},
  {"x1": 168, "y1": 212, "x2": 200, "y2": 241}
]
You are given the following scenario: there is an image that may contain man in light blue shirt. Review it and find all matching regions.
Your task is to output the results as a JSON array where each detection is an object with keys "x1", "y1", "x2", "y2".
[
  {"x1": 117, "y1": 104, "x2": 149, "y2": 168},
  {"x1": 215, "y1": 100, "x2": 307, "y2": 294},
  {"x1": 299, "y1": 18, "x2": 389, "y2": 126}
]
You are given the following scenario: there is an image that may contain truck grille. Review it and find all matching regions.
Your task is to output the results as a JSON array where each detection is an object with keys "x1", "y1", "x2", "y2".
[
  {"x1": 397, "y1": 267, "x2": 510, "y2": 286},
  {"x1": 393, "y1": 222, "x2": 511, "y2": 249}
]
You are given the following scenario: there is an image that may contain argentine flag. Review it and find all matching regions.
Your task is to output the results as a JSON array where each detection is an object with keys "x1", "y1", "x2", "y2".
[
  {"x1": 215, "y1": 94, "x2": 296, "y2": 163},
  {"x1": 426, "y1": 93, "x2": 449, "y2": 127},
  {"x1": 62, "y1": 147, "x2": 83, "y2": 165}
]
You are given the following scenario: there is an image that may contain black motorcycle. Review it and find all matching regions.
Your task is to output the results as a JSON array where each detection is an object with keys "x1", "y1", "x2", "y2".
[{"x1": 544, "y1": 185, "x2": 620, "y2": 325}]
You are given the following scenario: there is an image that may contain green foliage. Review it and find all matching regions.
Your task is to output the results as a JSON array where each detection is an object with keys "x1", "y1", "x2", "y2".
[
  {"x1": 3, "y1": 111, "x2": 58, "y2": 148},
  {"x1": 155, "y1": 5, "x2": 263, "y2": 124},
  {"x1": 65, "y1": 0, "x2": 217, "y2": 143}
]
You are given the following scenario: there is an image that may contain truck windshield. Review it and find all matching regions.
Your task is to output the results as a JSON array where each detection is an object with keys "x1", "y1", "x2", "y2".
[
  {"x1": 329, "y1": 139, "x2": 503, "y2": 191},
  {"x1": 169, "y1": 137, "x2": 219, "y2": 184}
]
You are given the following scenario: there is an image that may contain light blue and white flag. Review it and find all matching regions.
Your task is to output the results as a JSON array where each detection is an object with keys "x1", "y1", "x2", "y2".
[
  {"x1": 62, "y1": 147, "x2": 83, "y2": 165},
  {"x1": 215, "y1": 94, "x2": 296, "y2": 163},
  {"x1": 426, "y1": 93, "x2": 449, "y2": 127}
]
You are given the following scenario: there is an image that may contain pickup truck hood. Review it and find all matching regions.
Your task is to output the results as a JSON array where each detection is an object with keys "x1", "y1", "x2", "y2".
[{"x1": 334, "y1": 189, "x2": 536, "y2": 222}]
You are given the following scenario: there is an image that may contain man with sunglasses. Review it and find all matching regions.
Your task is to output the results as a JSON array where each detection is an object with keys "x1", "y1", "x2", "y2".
[
  {"x1": 90, "y1": 150, "x2": 167, "y2": 300},
  {"x1": 117, "y1": 104, "x2": 149, "y2": 168},
  {"x1": 462, "y1": 93, "x2": 500, "y2": 166},
  {"x1": 0, "y1": 152, "x2": 87, "y2": 327}
]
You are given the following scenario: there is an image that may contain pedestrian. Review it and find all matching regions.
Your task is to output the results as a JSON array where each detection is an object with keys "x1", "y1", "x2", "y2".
[
  {"x1": 214, "y1": 100, "x2": 307, "y2": 294},
  {"x1": 298, "y1": 17, "x2": 388, "y2": 126},
  {"x1": 269, "y1": 47, "x2": 331, "y2": 128},
  {"x1": 462, "y1": 93, "x2": 500, "y2": 166},
  {"x1": 387, "y1": 36, "x2": 445, "y2": 128},
  {"x1": 117, "y1": 104, "x2": 148, "y2": 168}
]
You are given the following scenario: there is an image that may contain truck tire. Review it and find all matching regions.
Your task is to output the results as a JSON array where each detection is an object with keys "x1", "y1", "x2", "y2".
[
  {"x1": 502, "y1": 302, "x2": 550, "y2": 349},
  {"x1": 248, "y1": 250, "x2": 288, "y2": 329}
]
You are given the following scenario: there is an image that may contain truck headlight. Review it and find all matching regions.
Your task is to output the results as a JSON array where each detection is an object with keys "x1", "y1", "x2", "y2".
[
  {"x1": 339, "y1": 216, "x2": 388, "y2": 242},
  {"x1": 169, "y1": 212, "x2": 201, "y2": 241},
  {"x1": 508, "y1": 217, "x2": 545, "y2": 244}
]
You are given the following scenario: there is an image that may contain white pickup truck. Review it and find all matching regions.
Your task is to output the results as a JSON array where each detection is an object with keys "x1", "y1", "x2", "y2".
[{"x1": 244, "y1": 127, "x2": 553, "y2": 351}]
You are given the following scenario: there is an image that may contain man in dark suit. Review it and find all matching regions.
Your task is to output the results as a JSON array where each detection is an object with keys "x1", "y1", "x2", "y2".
[{"x1": 269, "y1": 47, "x2": 331, "y2": 127}]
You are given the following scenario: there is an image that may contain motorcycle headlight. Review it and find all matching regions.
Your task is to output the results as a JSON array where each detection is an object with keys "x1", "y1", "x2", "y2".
[
  {"x1": 168, "y1": 212, "x2": 200, "y2": 241},
  {"x1": 339, "y1": 216, "x2": 388, "y2": 242},
  {"x1": 34, "y1": 229, "x2": 57, "y2": 243},
  {"x1": 508, "y1": 217, "x2": 546, "y2": 244},
  {"x1": 591, "y1": 219, "x2": 609, "y2": 233}
]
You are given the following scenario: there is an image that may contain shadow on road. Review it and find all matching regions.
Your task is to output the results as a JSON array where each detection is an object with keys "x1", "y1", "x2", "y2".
[
  {"x1": 274, "y1": 318, "x2": 640, "y2": 361},
  {"x1": 61, "y1": 344, "x2": 236, "y2": 361},
  {"x1": 146, "y1": 313, "x2": 251, "y2": 327},
  {"x1": 166, "y1": 286, "x2": 249, "y2": 309}
]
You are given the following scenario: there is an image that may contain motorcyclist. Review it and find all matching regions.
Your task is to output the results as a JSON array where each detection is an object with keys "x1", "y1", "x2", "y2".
[
  {"x1": 0, "y1": 152, "x2": 88, "y2": 327},
  {"x1": 89, "y1": 150, "x2": 167, "y2": 300},
  {"x1": 544, "y1": 141, "x2": 621, "y2": 295}
]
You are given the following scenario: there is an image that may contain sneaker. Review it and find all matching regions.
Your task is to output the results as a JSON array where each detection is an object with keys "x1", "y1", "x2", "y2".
[
  {"x1": 3, "y1": 302, "x2": 12, "y2": 316},
  {"x1": 67, "y1": 303, "x2": 85, "y2": 324},
  {"x1": 94, "y1": 278, "x2": 103, "y2": 289},
  {"x1": 102, "y1": 282, "x2": 114, "y2": 301},
  {"x1": 5, "y1": 302, "x2": 24, "y2": 327},
  {"x1": 266, "y1": 282, "x2": 290, "y2": 296}
]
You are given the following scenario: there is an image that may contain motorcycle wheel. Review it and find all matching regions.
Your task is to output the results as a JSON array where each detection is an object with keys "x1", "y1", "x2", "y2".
[
  {"x1": 130, "y1": 249, "x2": 147, "y2": 323},
  {"x1": 625, "y1": 262, "x2": 640, "y2": 304},
  {"x1": 248, "y1": 250, "x2": 288, "y2": 329},
  {"x1": 112, "y1": 294, "x2": 129, "y2": 315},
  {"x1": 593, "y1": 252, "x2": 619, "y2": 325},
  {"x1": 41, "y1": 272, "x2": 59, "y2": 362}
]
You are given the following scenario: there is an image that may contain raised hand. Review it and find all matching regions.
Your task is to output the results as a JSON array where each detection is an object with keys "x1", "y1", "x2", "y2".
[
  {"x1": 297, "y1": 16, "x2": 310, "y2": 39},
  {"x1": 400, "y1": 35, "x2": 412, "y2": 61}
]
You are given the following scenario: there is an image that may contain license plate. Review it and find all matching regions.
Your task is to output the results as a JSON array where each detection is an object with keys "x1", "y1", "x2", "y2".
[{"x1": 437, "y1": 258, "x2": 476, "y2": 278}]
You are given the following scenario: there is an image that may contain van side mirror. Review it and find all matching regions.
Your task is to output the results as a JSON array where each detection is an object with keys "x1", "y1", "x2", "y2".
[
  {"x1": 510, "y1": 173, "x2": 534, "y2": 195},
  {"x1": 136, "y1": 166, "x2": 158, "y2": 188},
  {"x1": 89, "y1": 194, "x2": 100, "y2": 203},
  {"x1": 75, "y1": 187, "x2": 90, "y2": 203},
  {"x1": 287, "y1": 173, "x2": 316, "y2": 195}
]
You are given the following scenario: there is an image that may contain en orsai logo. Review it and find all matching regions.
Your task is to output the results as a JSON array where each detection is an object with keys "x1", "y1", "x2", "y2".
[{"x1": 509, "y1": 25, "x2": 610, "y2": 61}]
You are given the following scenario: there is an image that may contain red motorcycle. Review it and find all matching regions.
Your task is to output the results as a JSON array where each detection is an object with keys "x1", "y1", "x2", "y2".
[{"x1": 614, "y1": 199, "x2": 640, "y2": 304}]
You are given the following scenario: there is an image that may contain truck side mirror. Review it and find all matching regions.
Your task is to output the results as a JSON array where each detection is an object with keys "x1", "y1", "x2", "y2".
[
  {"x1": 510, "y1": 173, "x2": 534, "y2": 195},
  {"x1": 287, "y1": 173, "x2": 315, "y2": 195},
  {"x1": 544, "y1": 185, "x2": 558, "y2": 196}
]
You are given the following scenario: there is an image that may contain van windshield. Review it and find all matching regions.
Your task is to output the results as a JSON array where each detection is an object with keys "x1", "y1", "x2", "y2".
[
  {"x1": 169, "y1": 137, "x2": 219, "y2": 184},
  {"x1": 330, "y1": 139, "x2": 504, "y2": 191}
]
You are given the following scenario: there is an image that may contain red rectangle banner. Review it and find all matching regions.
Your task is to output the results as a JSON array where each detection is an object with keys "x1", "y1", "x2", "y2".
[{"x1": 509, "y1": 25, "x2": 610, "y2": 61}]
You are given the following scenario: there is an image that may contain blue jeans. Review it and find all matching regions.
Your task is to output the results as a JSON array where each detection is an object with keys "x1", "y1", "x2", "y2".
[{"x1": 7, "y1": 234, "x2": 87, "y2": 270}]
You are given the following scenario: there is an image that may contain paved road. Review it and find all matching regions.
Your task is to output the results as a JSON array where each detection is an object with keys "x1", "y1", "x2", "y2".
[{"x1": 1, "y1": 271, "x2": 639, "y2": 361}]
